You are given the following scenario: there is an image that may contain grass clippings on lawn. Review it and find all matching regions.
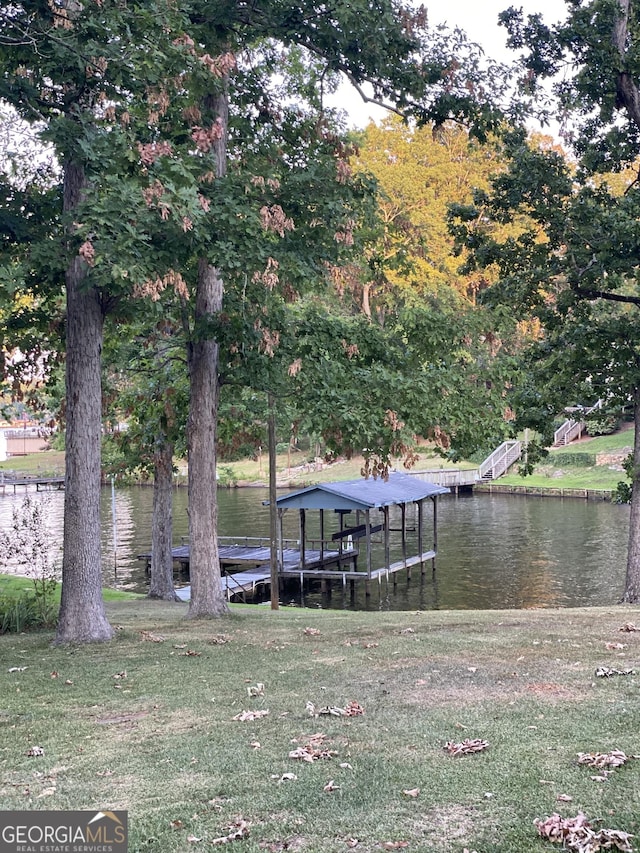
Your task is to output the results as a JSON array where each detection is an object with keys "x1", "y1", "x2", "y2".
[{"x1": 1, "y1": 601, "x2": 639, "y2": 853}]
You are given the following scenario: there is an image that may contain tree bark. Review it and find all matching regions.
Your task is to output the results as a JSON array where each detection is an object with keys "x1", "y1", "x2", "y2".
[
  {"x1": 55, "y1": 160, "x2": 113, "y2": 643},
  {"x1": 186, "y1": 259, "x2": 229, "y2": 617},
  {"x1": 149, "y1": 434, "x2": 179, "y2": 600},
  {"x1": 186, "y1": 84, "x2": 230, "y2": 618},
  {"x1": 622, "y1": 385, "x2": 640, "y2": 603}
]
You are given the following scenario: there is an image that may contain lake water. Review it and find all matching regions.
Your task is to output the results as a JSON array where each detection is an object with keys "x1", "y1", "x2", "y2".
[{"x1": 0, "y1": 484, "x2": 630, "y2": 610}]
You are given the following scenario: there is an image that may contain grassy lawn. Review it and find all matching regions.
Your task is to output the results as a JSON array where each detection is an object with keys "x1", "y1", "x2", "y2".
[
  {"x1": 1, "y1": 601, "x2": 639, "y2": 852},
  {"x1": 500, "y1": 428, "x2": 634, "y2": 493},
  {"x1": 0, "y1": 450, "x2": 65, "y2": 477},
  {"x1": 0, "y1": 573, "x2": 141, "y2": 602},
  {"x1": 221, "y1": 447, "x2": 469, "y2": 487}
]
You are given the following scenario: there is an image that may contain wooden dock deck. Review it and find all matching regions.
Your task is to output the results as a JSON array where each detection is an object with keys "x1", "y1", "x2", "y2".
[
  {"x1": 141, "y1": 540, "x2": 436, "y2": 601},
  {"x1": 0, "y1": 475, "x2": 65, "y2": 495}
]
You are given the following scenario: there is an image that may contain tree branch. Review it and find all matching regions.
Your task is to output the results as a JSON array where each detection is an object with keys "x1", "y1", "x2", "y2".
[{"x1": 574, "y1": 285, "x2": 640, "y2": 306}]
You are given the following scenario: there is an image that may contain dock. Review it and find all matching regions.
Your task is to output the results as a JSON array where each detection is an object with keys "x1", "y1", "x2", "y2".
[
  {"x1": 138, "y1": 536, "x2": 360, "y2": 601},
  {"x1": 0, "y1": 474, "x2": 65, "y2": 495}
]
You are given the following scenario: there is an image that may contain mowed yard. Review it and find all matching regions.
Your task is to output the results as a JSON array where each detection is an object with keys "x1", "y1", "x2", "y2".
[{"x1": 1, "y1": 601, "x2": 639, "y2": 852}]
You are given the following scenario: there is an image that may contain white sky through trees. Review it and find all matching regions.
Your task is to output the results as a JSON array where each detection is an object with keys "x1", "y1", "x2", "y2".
[{"x1": 332, "y1": 0, "x2": 566, "y2": 128}]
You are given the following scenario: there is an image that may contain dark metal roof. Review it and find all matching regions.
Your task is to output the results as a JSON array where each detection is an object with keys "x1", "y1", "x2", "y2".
[{"x1": 274, "y1": 472, "x2": 449, "y2": 511}]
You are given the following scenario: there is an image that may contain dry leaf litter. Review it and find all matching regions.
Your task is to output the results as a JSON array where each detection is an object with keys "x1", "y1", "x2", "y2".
[
  {"x1": 534, "y1": 813, "x2": 633, "y2": 853},
  {"x1": 444, "y1": 738, "x2": 489, "y2": 756}
]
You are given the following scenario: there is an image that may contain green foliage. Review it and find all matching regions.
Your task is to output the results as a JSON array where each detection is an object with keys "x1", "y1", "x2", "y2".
[
  {"x1": 216, "y1": 465, "x2": 238, "y2": 488},
  {"x1": 550, "y1": 452, "x2": 597, "y2": 467},
  {"x1": 585, "y1": 409, "x2": 620, "y2": 436},
  {"x1": 0, "y1": 496, "x2": 59, "y2": 630},
  {"x1": 0, "y1": 588, "x2": 56, "y2": 634}
]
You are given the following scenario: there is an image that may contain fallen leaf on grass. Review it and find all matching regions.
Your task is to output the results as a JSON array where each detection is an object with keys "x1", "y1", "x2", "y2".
[
  {"x1": 140, "y1": 630, "x2": 165, "y2": 643},
  {"x1": 173, "y1": 643, "x2": 187, "y2": 649},
  {"x1": 323, "y1": 779, "x2": 339, "y2": 792},
  {"x1": 187, "y1": 834, "x2": 202, "y2": 843},
  {"x1": 170, "y1": 820, "x2": 184, "y2": 830},
  {"x1": 595, "y1": 667, "x2": 634, "y2": 677},
  {"x1": 250, "y1": 741, "x2": 261, "y2": 750},
  {"x1": 64, "y1": 679, "x2": 73, "y2": 685},
  {"x1": 211, "y1": 819, "x2": 249, "y2": 845},
  {"x1": 50, "y1": 671, "x2": 58, "y2": 678},
  {"x1": 26, "y1": 746, "x2": 44, "y2": 757},
  {"x1": 248, "y1": 683, "x2": 265, "y2": 697},
  {"x1": 577, "y1": 750, "x2": 630, "y2": 770},
  {"x1": 289, "y1": 734, "x2": 337, "y2": 762},
  {"x1": 556, "y1": 794, "x2": 573, "y2": 803},
  {"x1": 382, "y1": 842, "x2": 409, "y2": 849},
  {"x1": 619, "y1": 623, "x2": 638, "y2": 632},
  {"x1": 346, "y1": 839, "x2": 359, "y2": 848},
  {"x1": 112, "y1": 671, "x2": 127, "y2": 679},
  {"x1": 534, "y1": 812, "x2": 634, "y2": 853},
  {"x1": 8, "y1": 666, "x2": 27, "y2": 673},
  {"x1": 363, "y1": 642, "x2": 379, "y2": 649},
  {"x1": 306, "y1": 700, "x2": 365, "y2": 718},
  {"x1": 402, "y1": 788, "x2": 420, "y2": 798},
  {"x1": 37, "y1": 786, "x2": 56, "y2": 798},
  {"x1": 180, "y1": 649, "x2": 201, "y2": 657},
  {"x1": 605, "y1": 642, "x2": 626, "y2": 650},
  {"x1": 209, "y1": 635, "x2": 230, "y2": 644},
  {"x1": 399, "y1": 628, "x2": 415, "y2": 635},
  {"x1": 232, "y1": 709, "x2": 269, "y2": 722},
  {"x1": 303, "y1": 627, "x2": 320, "y2": 636},
  {"x1": 276, "y1": 773, "x2": 297, "y2": 783},
  {"x1": 444, "y1": 738, "x2": 489, "y2": 756}
]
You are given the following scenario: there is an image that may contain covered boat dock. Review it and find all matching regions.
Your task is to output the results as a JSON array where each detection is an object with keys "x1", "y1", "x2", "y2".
[
  {"x1": 141, "y1": 472, "x2": 449, "y2": 600},
  {"x1": 272, "y1": 472, "x2": 449, "y2": 594}
]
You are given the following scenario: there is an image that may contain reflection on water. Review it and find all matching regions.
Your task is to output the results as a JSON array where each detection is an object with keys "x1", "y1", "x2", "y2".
[{"x1": 0, "y1": 484, "x2": 629, "y2": 611}]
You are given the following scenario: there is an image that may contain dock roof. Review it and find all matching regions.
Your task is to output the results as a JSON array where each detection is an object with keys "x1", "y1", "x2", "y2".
[{"x1": 274, "y1": 472, "x2": 449, "y2": 511}]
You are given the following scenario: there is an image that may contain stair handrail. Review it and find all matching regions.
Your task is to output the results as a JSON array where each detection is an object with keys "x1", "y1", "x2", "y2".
[
  {"x1": 553, "y1": 399, "x2": 603, "y2": 446},
  {"x1": 478, "y1": 440, "x2": 522, "y2": 480}
]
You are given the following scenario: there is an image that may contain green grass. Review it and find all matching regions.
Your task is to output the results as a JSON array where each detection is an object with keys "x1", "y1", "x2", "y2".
[
  {"x1": 0, "y1": 449, "x2": 65, "y2": 476},
  {"x1": 1, "y1": 601, "x2": 639, "y2": 852},
  {"x1": 500, "y1": 427, "x2": 634, "y2": 493},
  {"x1": 0, "y1": 573, "x2": 142, "y2": 602},
  {"x1": 222, "y1": 446, "x2": 467, "y2": 486}
]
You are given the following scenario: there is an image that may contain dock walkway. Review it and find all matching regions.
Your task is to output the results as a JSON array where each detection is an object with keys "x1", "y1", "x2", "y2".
[
  {"x1": 138, "y1": 538, "x2": 360, "y2": 600},
  {"x1": 0, "y1": 475, "x2": 65, "y2": 495}
]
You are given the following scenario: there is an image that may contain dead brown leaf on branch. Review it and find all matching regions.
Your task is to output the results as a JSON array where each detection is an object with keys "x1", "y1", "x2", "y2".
[
  {"x1": 444, "y1": 738, "x2": 489, "y2": 756},
  {"x1": 534, "y1": 813, "x2": 633, "y2": 853}
]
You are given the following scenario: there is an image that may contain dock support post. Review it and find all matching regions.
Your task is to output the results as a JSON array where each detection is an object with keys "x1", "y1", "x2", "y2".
[
  {"x1": 432, "y1": 497, "x2": 438, "y2": 573},
  {"x1": 418, "y1": 500, "x2": 425, "y2": 576},
  {"x1": 401, "y1": 503, "x2": 408, "y2": 579}
]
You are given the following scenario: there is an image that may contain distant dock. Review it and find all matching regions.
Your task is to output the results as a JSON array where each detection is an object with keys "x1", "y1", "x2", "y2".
[{"x1": 0, "y1": 474, "x2": 65, "y2": 495}]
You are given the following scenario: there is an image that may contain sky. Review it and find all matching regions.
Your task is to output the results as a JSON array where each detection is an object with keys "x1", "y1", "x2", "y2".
[{"x1": 335, "y1": 0, "x2": 568, "y2": 128}]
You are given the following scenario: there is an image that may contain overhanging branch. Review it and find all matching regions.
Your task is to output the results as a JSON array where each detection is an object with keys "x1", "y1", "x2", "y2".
[{"x1": 574, "y1": 285, "x2": 640, "y2": 306}]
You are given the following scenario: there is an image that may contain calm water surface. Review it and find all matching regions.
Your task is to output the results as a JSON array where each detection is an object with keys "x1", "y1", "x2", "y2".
[{"x1": 0, "y1": 485, "x2": 630, "y2": 610}]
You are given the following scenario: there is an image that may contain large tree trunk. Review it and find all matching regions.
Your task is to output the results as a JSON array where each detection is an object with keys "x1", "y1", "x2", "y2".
[
  {"x1": 622, "y1": 386, "x2": 640, "y2": 603},
  {"x1": 186, "y1": 259, "x2": 229, "y2": 617},
  {"x1": 149, "y1": 434, "x2": 179, "y2": 601},
  {"x1": 186, "y1": 84, "x2": 230, "y2": 618},
  {"x1": 55, "y1": 161, "x2": 113, "y2": 643}
]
